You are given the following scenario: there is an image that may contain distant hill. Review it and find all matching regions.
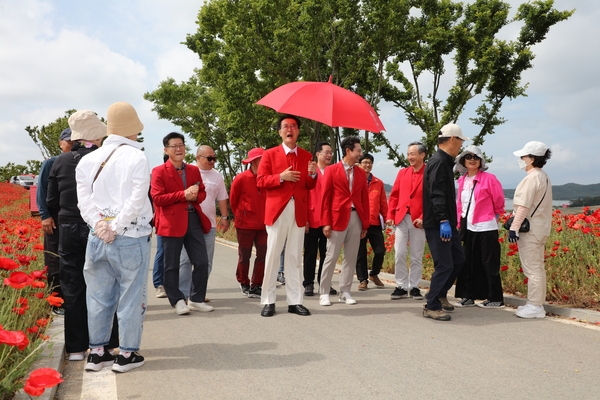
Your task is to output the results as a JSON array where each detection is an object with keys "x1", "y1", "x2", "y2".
[{"x1": 503, "y1": 183, "x2": 600, "y2": 201}]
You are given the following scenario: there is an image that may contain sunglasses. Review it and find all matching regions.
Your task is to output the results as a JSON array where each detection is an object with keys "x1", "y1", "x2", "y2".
[
  {"x1": 464, "y1": 154, "x2": 480, "y2": 161},
  {"x1": 198, "y1": 155, "x2": 217, "y2": 162}
]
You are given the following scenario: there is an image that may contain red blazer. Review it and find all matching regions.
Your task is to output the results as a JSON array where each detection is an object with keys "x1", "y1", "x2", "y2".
[
  {"x1": 367, "y1": 174, "x2": 388, "y2": 226},
  {"x1": 151, "y1": 161, "x2": 211, "y2": 237},
  {"x1": 257, "y1": 145, "x2": 317, "y2": 227},
  {"x1": 322, "y1": 162, "x2": 370, "y2": 231},
  {"x1": 229, "y1": 168, "x2": 266, "y2": 230},
  {"x1": 307, "y1": 167, "x2": 327, "y2": 228},
  {"x1": 387, "y1": 166, "x2": 424, "y2": 225}
]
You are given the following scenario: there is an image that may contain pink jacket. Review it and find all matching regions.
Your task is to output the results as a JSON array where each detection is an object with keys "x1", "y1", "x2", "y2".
[{"x1": 456, "y1": 170, "x2": 505, "y2": 228}]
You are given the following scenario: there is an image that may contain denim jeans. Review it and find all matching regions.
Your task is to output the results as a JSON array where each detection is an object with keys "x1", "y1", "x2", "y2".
[
  {"x1": 84, "y1": 234, "x2": 150, "y2": 352},
  {"x1": 152, "y1": 235, "x2": 164, "y2": 288},
  {"x1": 205, "y1": 227, "x2": 216, "y2": 275}
]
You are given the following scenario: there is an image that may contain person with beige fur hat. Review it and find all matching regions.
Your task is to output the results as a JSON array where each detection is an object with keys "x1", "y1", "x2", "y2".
[
  {"x1": 47, "y1": 110, "x2": 119, "y2": 362},
  {"x1": 76, "y1": 101, "x2": 153, "y2": 373}
]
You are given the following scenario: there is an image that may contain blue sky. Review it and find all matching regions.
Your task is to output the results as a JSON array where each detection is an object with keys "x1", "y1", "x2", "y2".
[{"x1": 1, "y1": 0, "x2": 597, "y2": 192}]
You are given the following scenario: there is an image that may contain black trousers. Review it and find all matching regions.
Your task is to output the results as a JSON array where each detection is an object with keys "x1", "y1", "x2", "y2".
[
  {"x1": 303, "y1": 227, "x2": 327, "y2": 286},
  {"x1": 163, "y1": 212, "x2": 209, "y2": 305},
  {"x1": 455, "y1": 230, "x2": 503, "y2": 302},
  {"x1": 425, "y1": 227, "x2": 465, "y2": 311},
  {"x1": 59, "y1": 222, "x2": 118, "y2": 353},
  {"x1": 356, "y1": 225, "x2": 386, "y2": 282}
]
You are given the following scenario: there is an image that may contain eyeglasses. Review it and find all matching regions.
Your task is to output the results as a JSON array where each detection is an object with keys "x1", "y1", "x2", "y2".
[
  {"x1": 167, "y1": 144, "x2": 185, "y2": 150},
  {"x1": 464, "y1": 154, "x2": 480, "y2": 161},
  {"x1": 198, "y1": 155, "x2": 217, "y2": 162},
  {"x1": 360, "y1": 161, "x2": 373, "y2": 165},
  {"x1": 281, "y1": 124, "x2": 298, "y2": 130}
]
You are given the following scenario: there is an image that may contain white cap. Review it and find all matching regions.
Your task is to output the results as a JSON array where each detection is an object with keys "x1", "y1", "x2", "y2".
[
  {"x1": 438, "y1": 123, "x2": 470, "y2": 141},
  {"x1": 513, "y1": 141, "x2": 548, "y2": 157}
]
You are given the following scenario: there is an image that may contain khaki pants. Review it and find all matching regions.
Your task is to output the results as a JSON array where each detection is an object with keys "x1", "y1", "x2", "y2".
[{"x1": 517, "y1": 232, "x2": 548, "y2": 306}]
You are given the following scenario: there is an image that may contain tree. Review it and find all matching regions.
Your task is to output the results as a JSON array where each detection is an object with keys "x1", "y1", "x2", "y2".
[
  {"x1": 145, "y1": 0, "x2": 573, "y2": 177},
  {"x1": 25, "y1": 110, "x2": 75, "y2": 159}
]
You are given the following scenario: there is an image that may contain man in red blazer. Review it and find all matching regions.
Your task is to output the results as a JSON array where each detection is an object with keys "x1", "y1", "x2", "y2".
[
  {"x1": 303, "y1": 141, "x2": 336, "y2": 297},
  {"x1": 256, "y1": 115, "x2": 317, "y2": 317},
  {"x1": 151, "y1": 132, "x2": 213, "y2": 316},
  {"x1": 319, "y1": 136, "x2": 370, "y2": 306},
  {"x1": 386, "y1": 141, "x2": 427, "y2": 300}
]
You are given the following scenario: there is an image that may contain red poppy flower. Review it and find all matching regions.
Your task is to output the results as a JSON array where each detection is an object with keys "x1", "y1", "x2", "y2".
[
  {"x1": 36, "y1": 318, "x2": 49, "y2": 327},
  {"x1": 46, "y1": 294, "x2": 64, "y2": 307},
  {"x1": 0, "y1": 328, "x2": 29, "y2": 350},
  {"x1": 523, "y1": 277, "x2": 529, "y2": 284},
  {"x1": 30, "y1": 269, "x2": 46, "y2": 279},
  {"x1": 33, "y1": 243, "x2": 44, "y2": 250},
  {"x1": 555, "y1": 226, "x2": 563, "y2": 233},
  {"x1": 23, "y1": 368, "x2": 63, "y2": 397},
  {"x1": 17, "y1": 297, "x2": 28, "y2": 306},
  {"x1": 500, "y1": 265, "x2": 509, "y2": 271},
  {"x1": 31, "y1": 280, "x2": 46, "y2": 288},
  {"x1": 3, "y1": 246, "x2": 13, "y2": 254},
  {"x1": 34, "y1": 291, "x2": 45, "y2": 299},
  {"x1": 13, "y1": 307, "x2": 27, "y2": 315},
  {"x1": 17, "y1": 255, "x2": 31, "y2": 266},
  {"x1": 27, "y1": 326, "x2": 39, "y2": 334},
  {"x1": 0, "y1": 257, "x2": 19, "y2": 270},
  {"x1": 4, "y1": 271, "x2": 33, "y2": 289},
  {"x1": 562, "y1": 247, "x2": 570, "y2": 252}
]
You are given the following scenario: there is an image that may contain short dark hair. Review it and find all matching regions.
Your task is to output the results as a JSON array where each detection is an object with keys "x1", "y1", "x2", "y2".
[
  {"x1": 408, "y1": 141, "x2": 427, "y2": 154},
  {"x1": 437, "y1": 136, "x2": 451, "y2": 145},
  {"x1": 316, "y1": 142, "x2": 331, "y2": 152},
  {"x1": 276, "y1": 114, "x2": 301, "y2": 130},
  {"x1": 531, "y1": 149, "x2": 552, "y2": 168},
  {"x1": 359, "y1": 153, "x2": 374, "y2": 163},
  {"x1": 163, "y1": 132, "x2": 185, "y2": 147},
  {"x1": 340, "y1": 136, "x2": 361, "y2": 156}
]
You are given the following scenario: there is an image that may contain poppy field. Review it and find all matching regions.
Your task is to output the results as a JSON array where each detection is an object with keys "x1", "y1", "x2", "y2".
[{"x1": 0, "y1": 182, "x2": 63, "y2": 399}]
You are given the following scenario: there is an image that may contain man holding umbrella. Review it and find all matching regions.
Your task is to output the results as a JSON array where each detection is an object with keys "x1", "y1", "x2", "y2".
[{"x1": 257, "y1": 114, "x2": 317, "y2": 317}]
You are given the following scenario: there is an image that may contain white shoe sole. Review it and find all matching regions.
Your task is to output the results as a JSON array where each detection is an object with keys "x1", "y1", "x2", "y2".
[
  {"x1": 85, "y1": 360, "x2": 114, "y2": 372},
  {"x1": 188, "y1": 303, "x2": 214, "y2": 312},
  {"x1": 112, "y1": 360, "x2": 145, "y2": 373},
  {"x1": 516, "y1": 311, "x2": 545, "y2": 318},
  {"x1": 339, "y1": 298, "x2": 357, "y2": 305}
]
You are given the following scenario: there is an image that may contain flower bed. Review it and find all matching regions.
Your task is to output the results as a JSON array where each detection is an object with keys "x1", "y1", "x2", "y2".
[{"x1": 0, "y1": 182, "x2": 63, "y2": 399}]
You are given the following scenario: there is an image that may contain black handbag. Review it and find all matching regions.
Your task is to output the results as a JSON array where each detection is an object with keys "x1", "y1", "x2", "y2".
[{"x1": 503, "y1": 179, "x2": 548, "y2": 233}]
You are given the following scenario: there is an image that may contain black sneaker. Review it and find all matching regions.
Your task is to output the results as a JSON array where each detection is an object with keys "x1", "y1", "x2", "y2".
[
  {"x1": 304, "y1": 283, "x2": 314, "y2": 296},
  {"x1": 329, "y1": 287, "x2": 337, "y2": 295},
  {"x1": 277, "y1": 272, "x2": 285, "y2": 285},
  {"x1": 112, "y1": 352, "x2": 145, "y2": 373},
  {"x1": 248, "y1": 286, "x2": 261, "y2": 298},
  {"x1": 409, "y1": 287, "x2": 423, "y2": 300},
  {"x1": 240, "y1": 284, "x2": 250, "y2": 296},
  {"x1": 456, "y1": 298, "x2": 475, "y2": 307},
  {"x1": 85, "y1": 351, "x2": 116, "y2": 372},
  {"x1": 391, "y1": 287, "x2": 408, "y2": 300},
  {"x1": 52, "y1": 307, "x2": 65, "y2": 317}
]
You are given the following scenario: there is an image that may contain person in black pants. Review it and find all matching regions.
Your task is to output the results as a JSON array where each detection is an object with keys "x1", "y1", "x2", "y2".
[{"x1": 422, "y1": 123, "x2": 469, "y2": 321}]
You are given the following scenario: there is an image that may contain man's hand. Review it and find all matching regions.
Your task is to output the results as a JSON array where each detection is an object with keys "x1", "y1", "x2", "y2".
[
  {"x1": 42, "y1": 217, "x2": 56, "y2": 235},
  {"x1": 94, "y1": 220, "x2": 116, "y2": 244},
  {"x1": 184, "y1": 185, "x2": 199, "y2": 201},
  {"x1": 307, "y1": 161, "x2": 317, "y2": 175},
  {"x1": 219, "y1": 218, "x2": 230, "y2": 232},
  {"x1": 385, "y1": 219, "x2": 394, "y2": 226},
  {"x1": 508, "y1": 230, "x2": 519, "y2": 243},
  {"x1": 322, "y1": 225, "x2": 332, "y2": 238},
  {"x1": 440, "y1": 221, "x2": 452, "y2": 241},
  {"x1": 413, "y1": 218, "x2": 423, "y2": 229},
  {"x1": 280, "y1": 166, "x2": 301, "y2": 182},
  {"x1": 360, "y1": 229, "x2": 367, "y2": 239}
]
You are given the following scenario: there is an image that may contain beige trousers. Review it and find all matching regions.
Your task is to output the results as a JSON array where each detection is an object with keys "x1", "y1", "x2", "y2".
[{"x1": 518, "y1": 232, "x2": 549, "y2": 306}]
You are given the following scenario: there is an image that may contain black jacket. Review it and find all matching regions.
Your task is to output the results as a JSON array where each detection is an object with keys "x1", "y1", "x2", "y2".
[
  {"x1": 47, "y1": 143, "x2": 99, "y2": 224},
  {"x1": 423, "y1": 148, "x2": 457, "y2": 229}
]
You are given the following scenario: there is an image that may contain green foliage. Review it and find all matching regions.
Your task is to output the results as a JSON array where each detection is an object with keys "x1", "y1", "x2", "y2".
[
  {"x1": 0, "y1": 163, "x2": 31, "y2": 183},
  {"x1": 145, "y1": 0, "x2": 573, "y2": 178},
  {"x1": 25, "y1": 110, "x2": 75, "y2": 159},
  {"x1": 569, "y1": 197, "x2": 600, "y2": 208},
  {"x1": 503, "y1": 182, "x2": 600, "y2": 201}
]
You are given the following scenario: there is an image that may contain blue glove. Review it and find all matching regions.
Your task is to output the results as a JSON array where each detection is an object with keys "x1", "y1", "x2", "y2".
[
  {"x1": 508, "y1": 230, "x2": 519, "y2": 243},
  {"x1": 440, "y1": 221, "x2": 452, "y2": 240}
]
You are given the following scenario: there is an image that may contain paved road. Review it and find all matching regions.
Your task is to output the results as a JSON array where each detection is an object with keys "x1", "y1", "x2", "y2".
[{"x1": 55, "y1": 238, "x2": 600, "y2": 400}]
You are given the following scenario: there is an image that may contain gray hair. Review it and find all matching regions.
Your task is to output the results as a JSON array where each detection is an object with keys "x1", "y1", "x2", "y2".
[{"x1": 408, "y1": 141, "x2": 427, "y2": 154}]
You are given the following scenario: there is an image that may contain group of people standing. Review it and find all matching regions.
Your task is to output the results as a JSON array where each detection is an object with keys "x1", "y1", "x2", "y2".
[{"x1": 37, "y1": 108, "x2": 554, "y2": 375}]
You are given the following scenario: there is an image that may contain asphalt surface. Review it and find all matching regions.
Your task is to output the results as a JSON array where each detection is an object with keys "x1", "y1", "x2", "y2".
[{"x1": 45, "y1": 237, "x2": 600, "y2": 400}]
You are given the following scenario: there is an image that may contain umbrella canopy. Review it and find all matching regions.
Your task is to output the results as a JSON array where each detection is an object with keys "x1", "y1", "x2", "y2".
[{"x1": 256, "y1": 78, "x2": 386, "y2": 133}]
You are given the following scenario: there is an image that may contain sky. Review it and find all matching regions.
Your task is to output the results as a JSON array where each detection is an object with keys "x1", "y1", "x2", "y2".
[{"x1": 1, "y1": 0, "x2": 597, "y2": 192}]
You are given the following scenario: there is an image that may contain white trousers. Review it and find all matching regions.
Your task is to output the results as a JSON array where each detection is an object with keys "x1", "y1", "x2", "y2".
[
  {"x1": 394, "y1": 214, "x2": 426, "y2": 290},
  {"x1": 261, "y1": 200, "x2": 304, "y2": 305}
]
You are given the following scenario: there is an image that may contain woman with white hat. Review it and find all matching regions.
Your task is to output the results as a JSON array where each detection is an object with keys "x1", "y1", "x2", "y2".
[
  {"x1": 454, "y1": 145, "x2": 505, "y2": 308},
  {"x1": 508, "y1": 141, "x2": 553, "y2": 319}
]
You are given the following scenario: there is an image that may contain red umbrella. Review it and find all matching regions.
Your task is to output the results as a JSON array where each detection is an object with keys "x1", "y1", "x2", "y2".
[{"x1": 256, "y1": 77, "x2": 386, "y2": 133}]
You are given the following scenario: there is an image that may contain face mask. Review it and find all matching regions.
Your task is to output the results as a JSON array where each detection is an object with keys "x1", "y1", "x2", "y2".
[{"x1": 518, "y1": 158, "x2": 530, "y2": 170}]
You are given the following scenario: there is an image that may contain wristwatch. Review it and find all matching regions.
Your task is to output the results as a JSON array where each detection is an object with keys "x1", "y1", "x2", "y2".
[{"x1": 222, "y1": 216, "x2": 230, "y2": 220}]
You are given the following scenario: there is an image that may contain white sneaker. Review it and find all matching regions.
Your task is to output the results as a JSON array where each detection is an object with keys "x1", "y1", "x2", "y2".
[
  {"x1": 319, "y1": 294, "x2": 331, "y2": 306},
  {"x1": 175, "y1": 299, "x2": 190, "y2": 315},
  {"x1": 155, "y1": 285, "x2": 167, "y2": 298},
  {"x1": 188, "y1": 301, "x2": 214, "y2": 312},
  {"x1": 339, "y1": 292, "x2": 357, "y2": 305},
  {"x1": 68, "y1": 351, "x2": 86, "y2": 361},
  {"x1": 515, "y1": 304, "x2": 545, "y2": 319}
]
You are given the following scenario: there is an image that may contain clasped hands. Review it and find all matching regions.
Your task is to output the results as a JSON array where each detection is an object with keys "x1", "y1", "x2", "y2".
[{"x1": 94, "y1": 220, "x2": 116, "y2": 244}]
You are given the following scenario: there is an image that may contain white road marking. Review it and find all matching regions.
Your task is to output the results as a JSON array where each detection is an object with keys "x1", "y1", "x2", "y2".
[{"x1": 80, "y1": 367, "x2": 118, "y2": 400}]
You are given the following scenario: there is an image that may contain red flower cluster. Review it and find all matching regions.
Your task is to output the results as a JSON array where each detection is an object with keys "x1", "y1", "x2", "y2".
[{"x1": 23, "y1": 368, "x2": 63, "y2": 397}]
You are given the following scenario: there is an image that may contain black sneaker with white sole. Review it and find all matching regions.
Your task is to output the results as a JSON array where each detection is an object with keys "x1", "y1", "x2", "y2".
[
  {"x1": 85, "y1": 351, "x2": 116, "y2": 372},
  {"x1": 409, "y1": 287, "x2": 424, "y2": 300},
  {"x1": 240, "y1": 284, "x2": 250, "y2": 296},
  {"x1": 456, "y1": 298, "x2": 475, "y2": 307},
  {"x1": 390, "y1": 287, "x2": 408, "y2": 300},
  {"x1": 247, "y1": 286, "x2": 262, "y2": 298},
  {"x1": 112, "y1": 352, "x2": 145, "y2": 373}
]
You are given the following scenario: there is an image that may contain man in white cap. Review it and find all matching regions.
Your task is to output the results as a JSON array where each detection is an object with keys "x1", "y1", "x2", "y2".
[
  {"x1": 47, "y1": 111, "x2": 119, "y2": 361},
  {"x1": 76, "y1": 102, "x2": 153, "y2": 373},
  {"x1": 230, "y1": 148, "x2": 267, "y2": 297},
  {"x1": 422, "y1": 123, "x2": 469, "y2": 321}
]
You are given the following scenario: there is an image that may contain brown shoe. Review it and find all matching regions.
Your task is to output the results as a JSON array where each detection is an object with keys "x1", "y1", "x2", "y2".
[
  {"x1": 358, "y1": 280, "x2": 368, "y2": 291},
  {"x1": 368, "y1": 275, "x2": 384, "y2": 288},
  {"x1": 423, "y1": 306, "x2": 451, "y2": 321},
  {"x1": 439, "y1": 297, "x2": 454, "y2": 312}
]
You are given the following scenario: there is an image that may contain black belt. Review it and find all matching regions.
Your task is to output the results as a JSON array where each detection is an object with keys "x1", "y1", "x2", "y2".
[{"x1": 187, "y1": 208, "x2": 196, "y2": 213}]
